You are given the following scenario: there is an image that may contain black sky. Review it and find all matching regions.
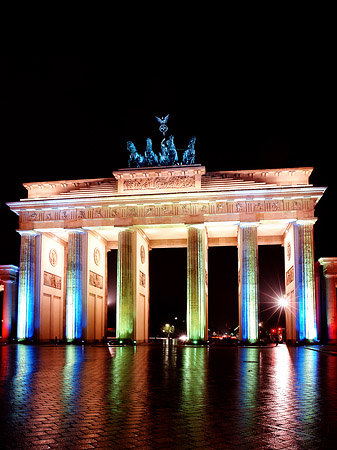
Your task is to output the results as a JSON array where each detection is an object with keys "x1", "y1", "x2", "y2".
[{"x1": 0, "y1": 17, "x2": 335, "y2": 332}]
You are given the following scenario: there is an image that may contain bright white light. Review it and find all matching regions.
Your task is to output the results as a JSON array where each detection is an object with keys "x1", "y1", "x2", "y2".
[
  {"x1": 179, "y1": 335, "x2": 187, "y2": 341},
  {"x1": 278, "y1": 296, "x2": 287, "y2": 308}
]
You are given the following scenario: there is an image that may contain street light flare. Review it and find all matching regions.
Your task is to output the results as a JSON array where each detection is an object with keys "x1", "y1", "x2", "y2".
[{"x1": 278, "y1": 296, "x2": 287, "y2": 308}]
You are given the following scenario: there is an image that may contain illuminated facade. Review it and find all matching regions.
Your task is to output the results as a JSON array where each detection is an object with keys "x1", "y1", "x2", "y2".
[{"x1": 6, "y1": 165, "x2": 327, "y2": 343}]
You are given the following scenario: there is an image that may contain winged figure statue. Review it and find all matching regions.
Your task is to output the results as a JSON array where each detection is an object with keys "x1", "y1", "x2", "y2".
[
  {"x1": 155, "y1": 114, "x2": 169, "y2": 125},
  {"x1": 155, "y1": 114, "x2": 169, "y2": 137}
]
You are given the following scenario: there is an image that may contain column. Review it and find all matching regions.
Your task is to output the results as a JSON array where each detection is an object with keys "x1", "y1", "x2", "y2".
[
  {"x1": 325, "y1": 277, "x2": 337, "y2": 342},
  {"x1": 318, "y1": 258, "x2": 337, "y2": 343},
  {"x1": 2, "y1": 281, "x2": 14, "y2": 339},
  {"x1": 0, "y1": 266, "x2": 19, "y2": 340},
  {"x1": 116, "y1": 228, "x2": 135, "y2": 341},
  {"x1": 294, "y1": 221, "x2": 317, "y2": 341},
  {"x1": 66, "y1": 230, "x2": 86, "y2": 341},
  {"x1": 17, "y1": 232, "x2": 38, "y2": 340},
  {"x1": 187, "y1": 225, "x2": 208, "y2": 342},
  {"x1": 238, "y1": 223, "x2": 259, "y2": 342}
]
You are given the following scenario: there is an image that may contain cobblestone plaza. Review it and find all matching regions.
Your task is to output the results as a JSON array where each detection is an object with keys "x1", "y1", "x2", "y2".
[{"x1": 1, "y1": 344, "x2": 336, "y2": 449}]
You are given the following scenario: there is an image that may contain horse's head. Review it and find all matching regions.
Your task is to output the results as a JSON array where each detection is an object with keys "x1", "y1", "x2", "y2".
[
  {"x1": 127, "y1": 141, "x2": 137, "y2": 153},
  {"x1": 188, "y1": 136, "x2": 196, "y2": 149},
  {"x1": 146, "y1": 138, "x2": 152, "y2": 152}
]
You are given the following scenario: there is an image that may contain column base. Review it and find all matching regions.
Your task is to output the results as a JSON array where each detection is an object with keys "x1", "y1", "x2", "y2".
[
  {"x1": 108, "y1": 338, "x2": 137, "y2": 346},
  {"x1": 17, "y1": 338, "x2": 35, "y2": 344},
  {"x1": 185, "y1": 339, "x2": 209, "y2": 346},
  {"x1": 286, "y1": 339, "x2": 320, "y2": 346},
  {"x1": 66, "y1": 338, "x2": 86, "y2": 345},
  {"x1": 238, "y1": 339, "x2": 260, "y2": 346}
]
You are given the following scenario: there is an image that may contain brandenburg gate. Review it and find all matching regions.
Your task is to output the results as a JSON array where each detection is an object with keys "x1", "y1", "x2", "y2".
[{"x1": 6, "y1": 164, "x2": 326, "y2": 344}]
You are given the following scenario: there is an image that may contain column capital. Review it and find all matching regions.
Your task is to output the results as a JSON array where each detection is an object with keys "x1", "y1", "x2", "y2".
[
  {"x1": 319, "y1": 257, "x2": 337, "y2": 278},
  {"x1": 116, "y1": 226, "x2": 134, "y2": 233},
  {"x1": 17, "y1": 230, "x2": 39, "y2": 236},
  {"x1": 239, "y1": 221, "x2": 260, "y2": 228},
  {"x1": 0, "y1": 265, "x2": 19, "y2": 282},
  {"x1": 65, "y1": 228, "x2": 86, "y2": 234},
  {"x1": 186, "y1": 223, "x2": 205, "y2": 230},
  {"x1": 296, "y1": 219, "x2": 317, "y2": 226}
]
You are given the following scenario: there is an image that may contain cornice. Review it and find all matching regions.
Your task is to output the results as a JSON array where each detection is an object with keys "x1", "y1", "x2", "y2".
[{"x1": 7, "y1": 185, "x2": 326, "y2": 213}]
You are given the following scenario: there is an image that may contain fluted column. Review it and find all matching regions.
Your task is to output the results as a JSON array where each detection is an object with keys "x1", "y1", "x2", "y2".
[
  {"x1": 187, "y1": 225, "x2": 208, "y2": 342},
  {"x1": 17, "y1": 232, "x2": 38, "y2": 340},
  {"x1": 325, "y1": 277, "x2": 337, "y2": 342},
  {"x1": 66, "y1": 230, "x2": 85, "y2": 341},
  {"x1": 238, "y1": 223, "x2": 259, "y2": 342},
  {"x1": 319, "y1": 257, "x2": 337, "y2": 343},
  {"x1": 2, "y1": 281, "x2": 14, "y2": 339},
  {"x1": 0, "y1": 265, "x2": 19, "y2": 340},
  {"x1": 116, "y1": 228, "x2": 135, "y2": 340},
  {"x1": 294, "y1": 221, "x2": 317, "y2": 341}
]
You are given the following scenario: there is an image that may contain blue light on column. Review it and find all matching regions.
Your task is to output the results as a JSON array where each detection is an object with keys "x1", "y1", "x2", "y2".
[
  {"x1": 295, "y1": 222, "x2": 317, "y2": 341},
  {"x1": 17, "y1": 232, "x2": 37, "y2": 340},
  {"x1": 239, "y1": 224, "x2": 259, "y2": 343},
  {"x1": 66, "y1": 231, "x2": 84, "y2": 341}
]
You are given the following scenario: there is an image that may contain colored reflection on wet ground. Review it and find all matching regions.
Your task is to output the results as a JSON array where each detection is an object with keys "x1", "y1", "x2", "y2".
[{"x1": 0, "y1": 344, "x2": 336, "y2": 449}]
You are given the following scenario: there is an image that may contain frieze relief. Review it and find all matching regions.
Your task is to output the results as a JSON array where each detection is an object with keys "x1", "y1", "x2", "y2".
[
  {"x1": 44, "y1": 271, "x2": 62, "y2": 290},
  {"x1": 123, "y1": 176, "x2": 195, "y2": 191},
  {"x1": 20, "y1": 197, "x2": 315, "y2": 224},
  {"x1": 139, "y1": 270, "x2": 146, "y2": 287},
  {"x1": 286, "y1": 266, "x2": 295, "y2": 286},
  {"x1": 89, "y1": 270, "x2": 103, "y2": 289}
]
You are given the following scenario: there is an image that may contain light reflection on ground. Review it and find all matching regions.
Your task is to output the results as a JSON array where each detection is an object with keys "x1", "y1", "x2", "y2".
[{"x1": 0, "y1": 344, "x2": 336, "y2": 449}]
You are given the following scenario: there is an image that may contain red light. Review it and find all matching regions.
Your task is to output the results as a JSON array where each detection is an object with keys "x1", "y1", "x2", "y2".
[
  {"x1": 278, "y1": 328, "x2": 282, "y2": 331},
  {"x1": 271, "y1": 329, "x2": 276, "y2": 333}
]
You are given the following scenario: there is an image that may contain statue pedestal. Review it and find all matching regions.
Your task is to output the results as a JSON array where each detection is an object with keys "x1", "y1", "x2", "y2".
[{"x1": 113, "y1": 165, "x2": 206, "y2": 194}]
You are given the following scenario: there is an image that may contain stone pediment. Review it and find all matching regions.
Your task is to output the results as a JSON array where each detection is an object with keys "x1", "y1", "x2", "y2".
[{"x1": 112, "y1": 165, "x2": 206, "y2": 194}]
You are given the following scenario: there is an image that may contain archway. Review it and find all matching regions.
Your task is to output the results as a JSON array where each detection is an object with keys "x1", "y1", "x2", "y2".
[
  {"x1": 208, "y1": 247, "x2": 238, "y2": 336},
  {"x1": 259, "y1": 245, "x2": 285, "y2": 340},
  {"x1": 149, "y1": 248, "x2": 187, "y2": 338}
]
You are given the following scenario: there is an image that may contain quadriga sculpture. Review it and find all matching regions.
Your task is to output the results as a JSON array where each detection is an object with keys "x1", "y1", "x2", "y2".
[{"x1": 127, "y1": 136, "x2": 196, "y2": 167}]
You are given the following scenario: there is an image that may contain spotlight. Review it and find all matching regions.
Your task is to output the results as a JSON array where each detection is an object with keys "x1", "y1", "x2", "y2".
[{"x1": 278, "y1": 296, "x2": 287, "y2": 308}]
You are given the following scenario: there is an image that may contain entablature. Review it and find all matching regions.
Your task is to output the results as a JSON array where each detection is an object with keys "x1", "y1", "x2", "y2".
[{"x1": 9, "y1": 184, "x2": 325, "y2": 232}]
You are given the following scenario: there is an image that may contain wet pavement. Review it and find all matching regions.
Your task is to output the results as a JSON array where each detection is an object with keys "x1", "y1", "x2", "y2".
[{"x1": 0, "y1": 343, "x2": 337, "y2": 449}]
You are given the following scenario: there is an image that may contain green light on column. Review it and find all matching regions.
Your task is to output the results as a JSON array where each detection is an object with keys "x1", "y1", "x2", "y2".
[
  {"x1": 116, "y1": 229, "x2": 134, "y2": 340},
  {"x1": 187, "y1": 225, "x2": 207, "y2": 342}
]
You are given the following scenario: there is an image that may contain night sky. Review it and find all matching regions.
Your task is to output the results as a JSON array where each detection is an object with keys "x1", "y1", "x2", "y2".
[{"x1": 0, "y1": 25, "x2": 335, "y2": 334}]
